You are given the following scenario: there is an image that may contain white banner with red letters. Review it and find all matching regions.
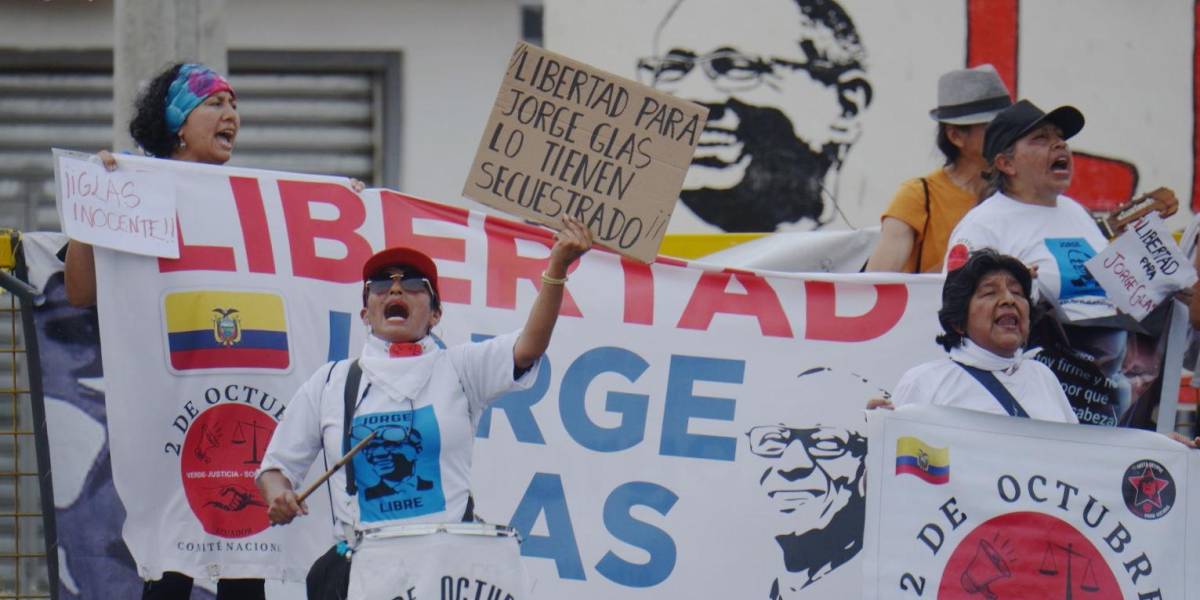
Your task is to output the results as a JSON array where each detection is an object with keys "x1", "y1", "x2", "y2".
[
  {"x1": 864, "y1": 405, "x2": 1200, "y2": 599},
  {"x1": 89, "y1": 154, "x2": 951, "y2": 595}
]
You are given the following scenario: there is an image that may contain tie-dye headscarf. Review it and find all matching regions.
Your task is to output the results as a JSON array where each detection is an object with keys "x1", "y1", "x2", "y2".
[{"x1": 164, "y1": 63, "x2": 236, "y2": 135}]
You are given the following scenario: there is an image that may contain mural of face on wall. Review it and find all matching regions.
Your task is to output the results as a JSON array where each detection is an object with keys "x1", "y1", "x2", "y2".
[
  {"x1": 744, "y1": 367, "x2": 881, "y2": 598},
  {"x1": 638, "y1": 0, "x2": 873, "y2": 232}
]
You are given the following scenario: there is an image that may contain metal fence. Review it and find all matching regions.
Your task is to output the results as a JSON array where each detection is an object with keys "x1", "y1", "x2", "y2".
[{"x1": 0, "y1": 231, "x2": 51, "y2": 599}]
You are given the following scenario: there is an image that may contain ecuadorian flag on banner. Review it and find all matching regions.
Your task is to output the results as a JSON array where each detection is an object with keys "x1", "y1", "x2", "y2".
[
  {"x1": 895, "y1": 436, "x2": 949, "y2": 485},
  {"x1": 164, "y1": 290, "x2": 289, "y2": 371}
]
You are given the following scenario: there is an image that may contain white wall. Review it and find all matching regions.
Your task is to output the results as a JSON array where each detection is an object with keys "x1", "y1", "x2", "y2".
[
  {"x1": 226, "y1": 0, "x2": 522, "y2": 203},
  {"x1": 6, "y1": 0, "x2": 1190, "y2": 233},
  {"x1": 546, "y1": 0, "x2": 1195, "y2": 233}
]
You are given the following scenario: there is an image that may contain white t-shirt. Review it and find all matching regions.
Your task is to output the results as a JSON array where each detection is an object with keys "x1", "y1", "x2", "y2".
[
  {"x1": 945, "y1": 192, "x2": 1115, "y2": 321},
  {"x1": 258, "y1": 331, "x2": 538, "y2": 537},
  {"x1": 892, "y1": 340, "x2": 1079, "y2": 424}
]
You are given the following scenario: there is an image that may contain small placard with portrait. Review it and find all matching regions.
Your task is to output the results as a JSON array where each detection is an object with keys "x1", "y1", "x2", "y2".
[{"x1": 1085, "y1": 213, "x2": 1197, "y2": 321}]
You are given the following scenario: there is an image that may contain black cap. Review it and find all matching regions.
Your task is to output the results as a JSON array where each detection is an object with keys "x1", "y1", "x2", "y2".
[{"x1": 982, "y1": 99, "x2": 1085, "y2": 163}]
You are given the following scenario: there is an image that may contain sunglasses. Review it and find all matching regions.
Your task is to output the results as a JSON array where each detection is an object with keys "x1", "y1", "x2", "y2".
[{"x1": 364, "y1": 273, "x2": 435, "y2": 297}]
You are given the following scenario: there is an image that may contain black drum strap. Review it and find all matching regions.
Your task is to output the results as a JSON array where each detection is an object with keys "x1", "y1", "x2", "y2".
[{"x1": 343, "y1": 360, "x2": 363, "y2": 496}]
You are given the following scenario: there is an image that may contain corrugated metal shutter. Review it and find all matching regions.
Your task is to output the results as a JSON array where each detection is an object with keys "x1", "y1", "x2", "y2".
[
  {"x1": 224, "y1": 71, "x2": 378, "y2": 180},
  {"x1": 0, "y1": 71, "x2": 111, "y2": 232},
  {"x1": 0, "y1": 52, "x2": 398, "y2": 233}
]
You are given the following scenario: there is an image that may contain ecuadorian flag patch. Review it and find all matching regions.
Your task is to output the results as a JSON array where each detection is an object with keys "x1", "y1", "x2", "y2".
[
  {"x1": 895, "y1": 436, "x2": 949, "y2": 484},
  {"x1": 164, "y1": 290, "x2": 289, "y2": 371}
]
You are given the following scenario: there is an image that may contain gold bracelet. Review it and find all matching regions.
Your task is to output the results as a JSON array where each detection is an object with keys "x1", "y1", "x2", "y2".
[{"x1": 541, "y1": 271, "x2": 568, "y2": 286}]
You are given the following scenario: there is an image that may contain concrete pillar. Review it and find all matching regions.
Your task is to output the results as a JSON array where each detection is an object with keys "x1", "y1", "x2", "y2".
[{"x1": 112, "y1": 0, "x2": 227, "y2": 152}]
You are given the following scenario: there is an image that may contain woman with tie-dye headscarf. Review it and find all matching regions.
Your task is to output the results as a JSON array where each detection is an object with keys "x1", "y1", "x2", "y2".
[
  {"x1": 131, "y1": 62, "x2": 240, "y2": 164},
  {"x1": 64, "y1": 63, "x2": 239, "y2": 308},
  {"x1": 64, "y1": 62, "x2": 360, "y2": 307},
  {"x1": 61, "y1": 63, "x2": 264, "y2": 600}
]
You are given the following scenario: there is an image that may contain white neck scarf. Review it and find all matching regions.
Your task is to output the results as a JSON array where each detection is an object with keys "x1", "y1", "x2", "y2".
[
  {"x1": 358, "y1": 335, "x2": 442, "y2": 403},
  {"x1": 949, "y1": 339, "x2": 1041, "y2": 375}
]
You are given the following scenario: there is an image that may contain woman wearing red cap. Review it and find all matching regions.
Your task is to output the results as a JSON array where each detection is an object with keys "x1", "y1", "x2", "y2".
[{"x1": 256, "y1": 217, "x2": 592, "y2": 600}]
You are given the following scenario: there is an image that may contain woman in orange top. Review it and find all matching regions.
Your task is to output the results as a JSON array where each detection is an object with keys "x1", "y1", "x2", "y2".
[{"x1": 864, "y1": 64, "x2": 1010, "y2": 273}]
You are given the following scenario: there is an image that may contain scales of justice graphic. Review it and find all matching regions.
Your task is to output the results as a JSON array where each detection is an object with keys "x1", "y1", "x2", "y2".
[
  {"x1": 231, "y1": 418, "x2": 268, "y2": 464},
  {"x1": 1037, "y1": 541, "x2": 1102, "y2": 598},
  {"x1": 958, "y1": 536, "x2": 1104, "y2": 599}
]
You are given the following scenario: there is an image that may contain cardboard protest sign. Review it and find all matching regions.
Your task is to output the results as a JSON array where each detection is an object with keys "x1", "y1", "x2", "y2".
[
  {"x1": 463, "y1": 42, "x2": 707, "y2": 263},
  {"x1": 1085, "y1": 213, "x2": 1196, "y2": 320},
  {"x1": 54, "y1": 150, "x2": 179, "y2": 258}
]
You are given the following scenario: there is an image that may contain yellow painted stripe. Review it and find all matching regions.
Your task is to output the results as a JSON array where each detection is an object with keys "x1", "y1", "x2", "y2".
[
  {"x1": 164, "y1": 291, "x2": 286, "y2": 332},
  {"x1": 0, "y1": 230, "x2": 16, "y2": 271},
  {"x1": 896, "y1": 436, "x2": 949, "y2": 467},
  {"x1": 659, "y1": 233, "x2": 765, "y2": 260}
]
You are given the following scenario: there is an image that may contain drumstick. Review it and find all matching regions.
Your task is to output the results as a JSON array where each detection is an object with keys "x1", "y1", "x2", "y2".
[{"x1": 296, "y1": 431, "x2": 377, "y2": 503}]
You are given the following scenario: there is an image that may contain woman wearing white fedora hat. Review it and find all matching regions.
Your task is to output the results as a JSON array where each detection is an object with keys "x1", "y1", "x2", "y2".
[{"x1": 865, "y1": 64, "x2": 1011, "y2": 273}]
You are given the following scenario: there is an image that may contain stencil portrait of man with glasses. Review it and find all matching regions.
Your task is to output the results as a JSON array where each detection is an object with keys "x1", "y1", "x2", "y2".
[
  {"x1": 745, "y1": 367, "x2": 881, "y2": 598},
  {"x1": 637, "y1": 0, "x2": 872, "y2": 232}
]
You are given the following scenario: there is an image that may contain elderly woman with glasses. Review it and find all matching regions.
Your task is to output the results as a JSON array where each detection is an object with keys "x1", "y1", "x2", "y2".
[{"x1": 256, "y1": 217, "x2": 591, "y2": 600}]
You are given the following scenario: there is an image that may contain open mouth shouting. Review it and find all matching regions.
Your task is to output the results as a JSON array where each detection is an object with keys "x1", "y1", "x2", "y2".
[
  {"x1": 384, "y1": 300, "x2": 410, "y2": 323},
  {"x1": 994, "y1": 311, "x2": 1021, "y2": 331},
  {"x1": 215, "y1": 126, "x2": 237, "y2": 152},
  {"x1": 1049, "y1": 153, "x2": 1071, "y2": 179}
]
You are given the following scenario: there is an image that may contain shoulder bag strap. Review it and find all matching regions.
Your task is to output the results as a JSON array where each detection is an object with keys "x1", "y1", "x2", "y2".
[
  {"x1": 343, "y1": 359, "x2": 363, "y2": 495},
  {"x1": 914, "y1": 177, "x2": 930, "y2": 273},
  {"x1": 954, "y1": 361, "x2": 1030, "y2": 418}
]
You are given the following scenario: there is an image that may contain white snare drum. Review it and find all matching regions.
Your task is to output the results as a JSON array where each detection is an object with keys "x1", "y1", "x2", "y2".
[
  {"x1": 347, "y1": 523, "x2": 527, "y2": 600},
  {"x1": 360, "y1": 522, "x2": 521, "y2": 541}
]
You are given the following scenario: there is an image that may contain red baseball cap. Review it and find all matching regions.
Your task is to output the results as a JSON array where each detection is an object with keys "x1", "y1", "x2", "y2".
[{"x1": 361, "y1": 247, "x2": 440, "y2": 298}]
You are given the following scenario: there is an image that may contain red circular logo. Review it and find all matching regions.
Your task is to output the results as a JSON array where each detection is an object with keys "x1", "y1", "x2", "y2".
[
  {"x1": 939, "y1": 511, "x2": 1120, "y2": 599},
  {"x1": 946, "y1": 243, "x2": 970, "y2": 271},
  {"x1": 1122, "y1": 459, "x2": 1175, "y2": 520},
  {"x1": 180, "y1": 404, "x2": 275, "y2": 538}
]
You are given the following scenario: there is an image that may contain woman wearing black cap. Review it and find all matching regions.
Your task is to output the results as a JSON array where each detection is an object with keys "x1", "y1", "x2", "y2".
[
  {"x1": 256, "y1": 217, "x2": 592, "y2": 600},
  {"x1": 943, "y1": 99, "x2": 1177, "y2": 426},
  {"x1": 944, "y1": 100, "x2": 1098, "y2": 287}
]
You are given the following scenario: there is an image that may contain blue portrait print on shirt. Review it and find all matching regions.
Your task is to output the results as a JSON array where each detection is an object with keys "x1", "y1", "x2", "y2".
[
  {"x1": 350, "y1": 406, "x2": 444, "y2": 522},
  {"x1": 1044, "y1": 238, "x2": 1106, "y2": 300}
]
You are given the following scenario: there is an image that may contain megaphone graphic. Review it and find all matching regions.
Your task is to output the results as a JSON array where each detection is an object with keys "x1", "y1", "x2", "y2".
[{"x1": 960, "y1": 539, "x2": 1012, "y2": 599}]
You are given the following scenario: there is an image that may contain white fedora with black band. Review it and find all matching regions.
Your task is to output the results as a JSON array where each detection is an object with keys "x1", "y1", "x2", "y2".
[{"x1": 929, "y1": 64, "x2": 1012, "y2": 125}]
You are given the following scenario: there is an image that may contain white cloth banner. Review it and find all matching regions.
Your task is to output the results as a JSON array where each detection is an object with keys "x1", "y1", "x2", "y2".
[
  {"x1": 864, "y1": 405, "x2": 1200, "y2": 599},
  {"x1": 348, "y1": 527, "x2": 525, "y2": 600},
  {"x1": 88, "y1": 155, "x2": 948, "y2": 595}
]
